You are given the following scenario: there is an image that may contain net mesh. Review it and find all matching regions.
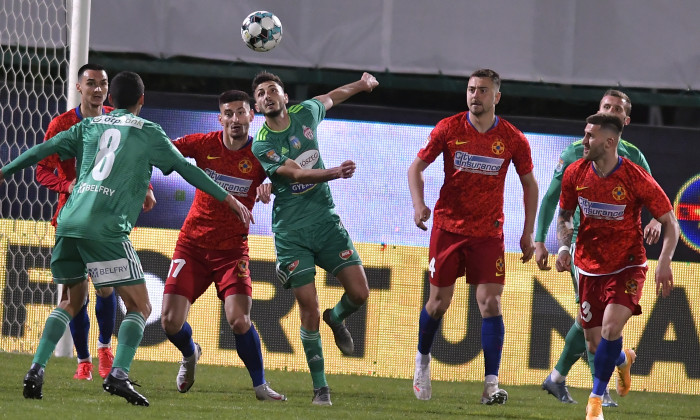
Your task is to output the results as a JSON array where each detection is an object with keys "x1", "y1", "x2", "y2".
[{"x1": 1, "y1": 0, "x2": 69, "y2": 344}]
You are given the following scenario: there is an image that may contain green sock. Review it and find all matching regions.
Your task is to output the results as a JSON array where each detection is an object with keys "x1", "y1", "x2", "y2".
[
  {"x1": 112, "y1": 312, "x2": 145, "y2": 374},
  {"x1": 587, "y1": 348, "x2": 596, "y2": 382},
  {"x1": 554, "y1": 319, "x2": 586, "y2": 377},
  {"x1": 300, "y1": 327, "x2": 327, "y2": 389},
  {"x1": 32, "y1": 308, "x2": 72, "y2": 367},
  {"x1": 330, "y1": 293, "x2": 362, "y2": 323}
]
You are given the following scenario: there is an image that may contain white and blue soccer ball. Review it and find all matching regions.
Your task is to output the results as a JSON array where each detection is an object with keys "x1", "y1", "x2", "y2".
[{"x1": 241, "y1": 11, "x2": 283, "y2": 52}]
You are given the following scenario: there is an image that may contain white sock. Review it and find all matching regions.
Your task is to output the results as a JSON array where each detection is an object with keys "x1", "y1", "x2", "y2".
[{"x1": 551, "y1": 369, "x2": 565, "y2": 383}]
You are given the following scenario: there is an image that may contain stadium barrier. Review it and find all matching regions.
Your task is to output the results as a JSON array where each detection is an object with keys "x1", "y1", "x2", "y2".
[{"x1": 2, "y1": 219, "x2": 699, "y2": 394}]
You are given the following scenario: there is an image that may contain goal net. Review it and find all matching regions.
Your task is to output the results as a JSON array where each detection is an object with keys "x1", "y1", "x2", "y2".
[{"x1": 0, "y1": 0, "x2": 81, "y2": 355}]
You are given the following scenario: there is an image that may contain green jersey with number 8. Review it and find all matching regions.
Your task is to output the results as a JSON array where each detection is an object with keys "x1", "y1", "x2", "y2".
[{"x1": 1, "y1": 109, "x2": 228, "y2": 241}]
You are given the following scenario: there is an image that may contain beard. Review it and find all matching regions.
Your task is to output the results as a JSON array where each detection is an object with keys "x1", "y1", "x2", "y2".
[{"x1": 263, "y1": 107, "x2": 283, "y2": 118}]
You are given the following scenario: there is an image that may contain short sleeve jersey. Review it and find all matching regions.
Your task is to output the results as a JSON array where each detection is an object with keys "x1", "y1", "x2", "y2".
[
  {"x1": 535, "y1": 138, "x2": 651, "y2": 242},
  {"x1": 50, "y1": 109, "x2": 197, "y2": 241},
  {"x1": 173, "y1": 132, "x2": 266, "y2": 250},
  {"x1": 559, "y1": 157, "x2": 672, "y2": 275},
  {"x1": 252, "y1": 99, "x2": 336, "y2": 232},
  {"x1": 418, "y1": 112, "x2": 534, "y2": 238},
  {"x1": 39, "y1": 106, "x2": 114, "y2": 225}
]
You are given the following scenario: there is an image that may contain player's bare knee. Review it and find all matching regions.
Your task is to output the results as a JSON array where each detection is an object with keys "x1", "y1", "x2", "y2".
[
  {"x1": 161, "y1": 312, "x2": 182, "y2": 335},
  {"x1": 229, "y1": 316, "x2": 251, "y2": 335}
]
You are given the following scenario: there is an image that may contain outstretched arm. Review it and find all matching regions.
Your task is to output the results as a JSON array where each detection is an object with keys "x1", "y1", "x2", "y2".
[
  {"x1": 519, "y1": 172, "x2": 538, "y2": 263},
  {"x1": 275, "y1": 157, "x2": 356, "y2": 184},
  {"x1": 314, "y1": 72, "x2": 378, "y2": 111},
  {"x1": 408, "y1": 157, "x2": 431, "y2": 231}
]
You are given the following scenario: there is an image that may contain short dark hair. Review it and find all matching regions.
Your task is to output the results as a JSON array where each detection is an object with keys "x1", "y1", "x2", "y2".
[
  {"x1": 77, "y1": 63, "x2": 106, "y2": 79},
  {"x1": 602, "y1": 89, "x2": 632, "y2": 117},
  {"x1": 109, "y1": 71, "x2": 144, "y2": 109},
  {"x1": 251, "y1": 71, "x2": 284, "y2": 94},
  {"x1": 586, "y1": 112, "x2": 624, "y2": 136},
  {"x1": 219, "y1": 90, "x2": 251, "y2": 106},
  {"x1": 469, "y1": 68, "x2": 501, "y2": 90}
]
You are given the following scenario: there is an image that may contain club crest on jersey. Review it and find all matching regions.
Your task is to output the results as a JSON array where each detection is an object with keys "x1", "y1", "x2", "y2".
[
  {"x1": 288, "y1": 260, "x2": 299, "y2": 272},
  {"x1": 238, "y1": 158, "x2": 253, "y2": 174},
  {"x1": 491, "y1": 139, "x2": 505, "y2": 155},
  {"x1": 289, "y1": 136, "x2": 301, "y2": 149},
  {"x1": 612, "y1": 186, "x2": 626, "y2": 201},
  {"x1": 339, "y1": 249, "x2": 353, "y2": 260},
  {"x1": 302, "y1": 125, "x2": 314, "y2": 140},
  {"x1": 624, "y1": 279, "x2": 638, "y2": 295},
  {"x1": 265, "y1": 149, "x2": 281, "y2": 162}
]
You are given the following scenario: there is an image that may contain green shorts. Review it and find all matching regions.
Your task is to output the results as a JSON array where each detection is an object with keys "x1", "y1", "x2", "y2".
[
  {"x1": 51, "y1": 236, "x2": 145, "y2": 289},
  {"x1": 274, "y1": 216, "x2": 362, "y2": 289}
]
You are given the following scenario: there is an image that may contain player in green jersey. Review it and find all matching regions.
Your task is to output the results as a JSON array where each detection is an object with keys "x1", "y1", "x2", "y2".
[
  {"x1": 1, "y1": 71, "x2": 252, "y2": 406},
  {"x1": 251, "y1": 70, "x2": 378, "y2": 406},
  {"x1": 534, "y1": 90, "x2": 661, "y2": 406}
]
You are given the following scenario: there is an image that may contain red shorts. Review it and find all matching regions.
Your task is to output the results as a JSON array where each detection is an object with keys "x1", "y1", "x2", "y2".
[
  {"x1": 164, "y1": 239, "x2": 251, "y2": 303},
  {"x1": 428, "y1": 227, "x2": 505, "y2": 287},
  {"x1": 578, "y1": 266, "x2": 647, "y2": 329}
]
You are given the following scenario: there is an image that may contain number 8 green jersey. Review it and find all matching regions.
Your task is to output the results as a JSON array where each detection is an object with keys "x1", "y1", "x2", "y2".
[{"x1": 3, "y1": 109, "x2": 228, "y2": 241}]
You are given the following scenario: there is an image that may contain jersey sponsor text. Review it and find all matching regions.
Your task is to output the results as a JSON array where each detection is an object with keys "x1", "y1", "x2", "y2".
[
  {"x1": 578, "y1": 196, "x2": 626, "y2": 220},
  {"x1": 453, "y1": 151, "x2": 504, "y2": 176}
]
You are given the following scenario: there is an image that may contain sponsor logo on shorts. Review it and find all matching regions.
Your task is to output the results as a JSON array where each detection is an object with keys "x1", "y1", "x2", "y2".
[
  {"x1": 237, "y1": 260, "x2": 249, "y2": 277},
  {"x1": 339, "y1": 250, "x2": 353, "y2": 260},
  {"x1": 302, "y1": 125, "x2": 314, "y2": 140},
  {"x1": 625, "y1": 278, "x2": 638, "y2": 295},
  {"x1": 612, "y1": 185, "x2": 626, "y2": 201},
  {"x1": 204, "y1": 169, "x2": 253, "y2": 197},
  {"x1": 578, "y1": 196, "x2": 626, "y2": 220},
  {"x1": 453, "y1": 151, "x2": 504, "y2": 176},
  {"x1": 87, "y1": 258, "x2": 130, "y2": 285},
  {"x1": 495, "y1": 257, "x2": 505, "y2": 276},
  {"x1": 491, "y1": 139, "x2": 505, "y2": 155},
  {"x1": 288, "y1": 260, "x2": 299, "y2": 272}
]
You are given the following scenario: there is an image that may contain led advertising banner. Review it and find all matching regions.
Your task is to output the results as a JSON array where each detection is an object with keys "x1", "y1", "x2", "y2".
[{"x1": 2, "y1": 106, "x2": 699, "y2": 394}]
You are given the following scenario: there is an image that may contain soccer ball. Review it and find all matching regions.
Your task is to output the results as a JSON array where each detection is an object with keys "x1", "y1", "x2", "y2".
[{"x1": 241, "y1": 11, "x2": 283, "y2": 52}]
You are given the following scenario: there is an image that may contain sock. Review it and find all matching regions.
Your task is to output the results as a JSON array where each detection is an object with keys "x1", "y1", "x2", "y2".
[
  {"x1": 592, "y1": 337, "x2": 622, "y2": 396},
  {"x1": 32, "y1": 308, "x2": 72, "y2": 368},
  {"x1": 95, "y1": 290, "x2": 117, "y2": 345},
  {"x1": 166, "y1": 321, "x2": 196, "y2": 358},
  {"x1": 112, "y1": 312, "x2": 145, "y2": 374},
  {"x1": 300, "y1": 327, "x2": 326, "y2": 389},
  {"x1": 329, "y1": 293, "x2": 362, "y2": 323},
  {"x1": 417, "y1": 307, "x2": 441, "y2": 355},
  {"x1": 587, "y1": 348, "x2": 596, "y2": 383},
  {"x1": 615, "y1": 349, "x2": 626, "y2": 366},
  {"x1": 482, "y1": 315, "x2": 505, "y2": 377},
  {"x1": 68, "y1": 300, "x2": 90, "y2": 360},
  {"x1": 235, "y1": 323, "x2": 265, "y2": 387},
  {"x1": 553, "y1": 319, "x2": 586, "y2": 379}
]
